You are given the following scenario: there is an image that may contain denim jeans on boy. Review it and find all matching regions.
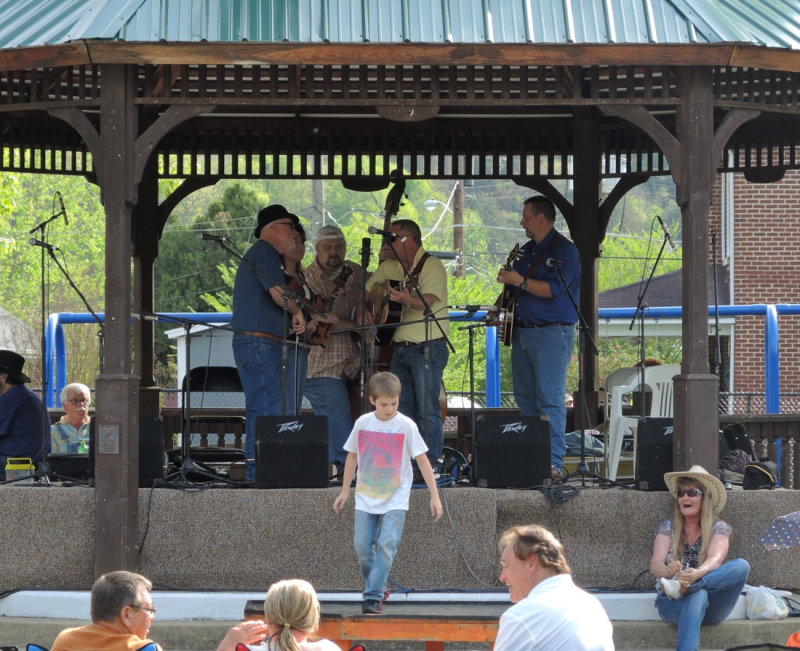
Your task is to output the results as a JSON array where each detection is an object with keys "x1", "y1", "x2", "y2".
[
  {"x1": 656, "y1": 558, "x2": 750, "y2": 651},
  {"x1": 304, "y1": 375, "x2": 351, "y2": 469},
  {"x1": 391, "y1": 338, "x2": 449, "y2": 463},
  {"x1": 511, "y1": 324, "x2": 575, "y2": 470},
  {"x1": 353, "y1": 509, "x2": 407, "y2": 602},
  {"x1": 232, "y1": 333, "x2": 305, "y2": 482}
]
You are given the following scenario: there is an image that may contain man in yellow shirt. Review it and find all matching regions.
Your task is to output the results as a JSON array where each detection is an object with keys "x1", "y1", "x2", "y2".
[{"x1": 366, "y1": 219, "x2": 449, "y2": 468}]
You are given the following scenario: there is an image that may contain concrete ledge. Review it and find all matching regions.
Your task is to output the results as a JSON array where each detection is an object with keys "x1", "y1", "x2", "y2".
[{"x1": 1, "y1": 485, "x2": 798, "y2": 594}]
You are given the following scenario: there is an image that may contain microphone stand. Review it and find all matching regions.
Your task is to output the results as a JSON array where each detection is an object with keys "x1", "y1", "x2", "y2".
[
  {"x1": 41, "y1": 246, "x2": 105, "y2": 374},
  {"x1": 457, "y1": 317, "x2": 489, "y2": 449},
  {"x1": 553, "y1": 265, "x2": 626, "y2": 488},
  {"x1": 149, "y1": 312, "x2": 240, "y2": 485},
  {"x1": 384, "y1": 237, "x2": 454, "y2": 459},
  {"x1": 29, "y1": 205, "x2": 66, "y2": 486},
  {"x1": 628, "y1": 220, "x2": 671, "y2": 416}
]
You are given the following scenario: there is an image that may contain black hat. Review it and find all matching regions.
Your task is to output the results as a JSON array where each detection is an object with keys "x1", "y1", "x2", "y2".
[
  {"x1": 0, "y1": 350, "x2": 31, "y2": 384},
  {"x1": 254, "y1": 204, "x2": 300, "y2": 239}
]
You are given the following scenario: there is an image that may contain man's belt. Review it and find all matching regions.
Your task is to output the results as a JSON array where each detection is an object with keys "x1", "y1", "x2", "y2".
[
  {"x1": 395, "y1": 339, "x2": 444, "y2": 347},
  {"x1": 242, "y1": 330, "x2": 282, "y2": 341},
  {"x1": 514, "y1": 321, "x2": 573, "y2": 329}
]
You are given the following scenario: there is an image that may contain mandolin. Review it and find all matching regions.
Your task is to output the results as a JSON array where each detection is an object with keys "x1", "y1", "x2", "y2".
[
  {"x1": 307, "y1": 264, "x2": 354, "y2": 347},
  {"x1": 496, "y1": 243, "x2": 521, "y2": 347}
]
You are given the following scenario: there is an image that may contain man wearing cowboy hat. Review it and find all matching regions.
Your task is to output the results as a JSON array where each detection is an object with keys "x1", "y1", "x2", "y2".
[
  {"x1": 231, "y1": 205, "x2": 307, "y2": 482},
  {"x1": 0, "y1": 350, "x2": 47, "y2": 479}
]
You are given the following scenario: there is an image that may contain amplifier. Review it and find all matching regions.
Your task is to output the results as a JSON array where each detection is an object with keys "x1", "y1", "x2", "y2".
[
  {"x1": 635, "y1": 417, "x2": 673, "y2": 491},
  {"x1": 255, "y1": 415, "x2": 329, "y2": 488},
  {"x1": 473, "y1": 414, "x2": 551, "y2": 488}
]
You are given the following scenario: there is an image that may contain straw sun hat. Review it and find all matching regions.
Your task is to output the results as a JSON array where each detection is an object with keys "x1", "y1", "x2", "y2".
[{"x1": 663, "y1": 465, "x2": 727, "y2": 515}]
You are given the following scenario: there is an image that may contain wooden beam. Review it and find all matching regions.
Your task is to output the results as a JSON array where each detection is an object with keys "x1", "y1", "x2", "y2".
[
  {"x1": 78, "y1": 41, "x2": 752, "y2": 68},
  {"x1": 94, "y1": 64, "x2": 139, "y2": 576}
]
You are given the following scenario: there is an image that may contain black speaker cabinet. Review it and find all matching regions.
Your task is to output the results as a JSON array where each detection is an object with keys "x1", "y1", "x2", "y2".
[
  {"x1": 635, "y1": 417, "x2": 673, "y2": 491},
  {"x1": 86, "y1": 416, "x2": 165, "y2": 487},
  {"x1": 473, "y1": 414, "x2": 551, "y2": 488},
  {"x1": 139, "y1": 415, "x2": 166, "y2": 488},
  {"x1": 255, "y1": 415, "x2": 329, "y2": 488}
]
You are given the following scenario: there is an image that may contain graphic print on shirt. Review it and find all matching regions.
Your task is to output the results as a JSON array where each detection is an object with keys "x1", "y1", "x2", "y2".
[{"x1": 357, "y1": 429, "x2": 405, "y2": 500}]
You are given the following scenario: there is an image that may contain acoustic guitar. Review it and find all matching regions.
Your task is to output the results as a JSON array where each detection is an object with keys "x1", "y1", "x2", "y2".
[
  {"x1": 307, "y1": 264, "x2": 354, "y2": 347},
  {"x1": 496, "y1": 243, "x2": 521, "y2": 347}
]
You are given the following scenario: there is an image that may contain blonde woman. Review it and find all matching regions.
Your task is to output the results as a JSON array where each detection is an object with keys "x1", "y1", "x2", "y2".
[
  {"x1": 649, "y1": 465, "x2": 749, "y2": 651},
  {"x1": 245, "y1": 579, "x2": 340, "y2": 651}
]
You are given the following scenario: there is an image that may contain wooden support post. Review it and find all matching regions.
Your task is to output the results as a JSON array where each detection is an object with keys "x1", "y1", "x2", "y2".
[
  {"x1": 672, "y1": 67, "x2": 719, "y2": 471},
  {"x1": 95, "y1": 64, "x2": 140, "y2": 575}
]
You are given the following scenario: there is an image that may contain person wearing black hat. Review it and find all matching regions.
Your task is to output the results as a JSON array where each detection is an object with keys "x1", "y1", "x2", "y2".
[
  {"x1": 231, "y1": 205, "x2": 307, "y2": 482},
  {"x1": 0, "y1": 349, "x2": 47, "y2": 479}
]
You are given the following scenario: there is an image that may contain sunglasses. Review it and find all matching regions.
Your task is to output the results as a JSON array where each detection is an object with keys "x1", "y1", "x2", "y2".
[{"x1": 677, "y1": 487, "x2": 704, "y2": 498}]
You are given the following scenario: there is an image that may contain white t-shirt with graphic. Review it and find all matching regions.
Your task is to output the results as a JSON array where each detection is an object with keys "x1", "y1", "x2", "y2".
[{"x1": 343, "y1": 410, "x2": 428, "y2": 514}]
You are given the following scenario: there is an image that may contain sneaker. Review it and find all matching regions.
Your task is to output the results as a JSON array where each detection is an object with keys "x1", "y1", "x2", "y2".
[
  {"x1": 660, "y1": 577, "x2": 682, "y2": 600},
  {"x1": 362, "y1": 599, "x2": 383, "y2": 615}
]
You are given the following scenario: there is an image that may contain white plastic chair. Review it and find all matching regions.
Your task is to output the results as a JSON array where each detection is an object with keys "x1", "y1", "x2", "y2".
[
  {"x1": 603, "y1": 367, "x2": 638, "y2": 424},
  {"x1": 605, "y1": 365, "x2": 680, "y2": 481}
]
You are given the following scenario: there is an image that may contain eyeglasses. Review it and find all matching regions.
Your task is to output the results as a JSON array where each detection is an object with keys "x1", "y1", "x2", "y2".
[
  {"x1": 128, "y1": 604, "x2": 156, "y2": 616},
  {"x1": 676, "y1": 488, "x2": 704, "y2": 498},
  {"x1": 66, "y1": 398, "x2": 90, "y2": 404}
]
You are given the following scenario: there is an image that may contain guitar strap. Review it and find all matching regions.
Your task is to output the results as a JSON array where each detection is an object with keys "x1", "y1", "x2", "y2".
[
  {"x1": 409, "y1": 251, "x2": 431, "y2": 285},
  {"x1": 508, "y1": 233, "x2": 566, "y2": 304}
]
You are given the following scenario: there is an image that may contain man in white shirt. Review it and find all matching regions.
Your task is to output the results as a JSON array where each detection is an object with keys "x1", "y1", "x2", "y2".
[{"x1": 494, "y1": 524, "x2": 615, "y2": 651}]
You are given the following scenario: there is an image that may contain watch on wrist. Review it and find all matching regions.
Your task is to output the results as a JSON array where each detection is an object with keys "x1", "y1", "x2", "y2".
[{"x1": 520, "y1": 278, "x2": 528, "y2": 291}]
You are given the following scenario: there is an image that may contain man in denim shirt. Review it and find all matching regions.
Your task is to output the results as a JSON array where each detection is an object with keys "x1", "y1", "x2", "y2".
[{"x1": 497, "y1": 196, "x2": 581, "y2": 480}]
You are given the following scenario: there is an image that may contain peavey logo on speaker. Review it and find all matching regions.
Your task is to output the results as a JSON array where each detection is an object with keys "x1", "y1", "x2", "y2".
[
  {"x1": 277, "y1": 420, "x2": 304, "y2": 433},
  {"x1": 500, "y1": 421, "x2": 528, "y2": 434},
  {"x1": 661, "y1": 425, "x2": 674, "y2": 437}
]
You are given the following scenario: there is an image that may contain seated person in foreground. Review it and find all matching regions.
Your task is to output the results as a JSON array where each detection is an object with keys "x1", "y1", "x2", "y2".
[
  {"x1": 51, "y1": 570, "x2": 268, "y2": 651},
  {"x1": 494, "y1": 524, "x2": 614, "y2": 651},
  {"x1": 51, "y1": 382, "x2": 92, "y2": 453},
  {"x1": 243, "y1": 578, "x2": 340, "y2": 651},
  {"x1": 650, "y1": 465, "x2": 749, "y2": 651}
]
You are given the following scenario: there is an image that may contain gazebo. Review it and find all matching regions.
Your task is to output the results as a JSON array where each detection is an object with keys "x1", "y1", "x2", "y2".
[{"x1": 2, "y1": 0, "x2": 799, "y2": 574}]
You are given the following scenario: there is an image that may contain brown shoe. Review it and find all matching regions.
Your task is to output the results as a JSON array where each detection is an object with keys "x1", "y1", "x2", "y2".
[{"x1": 550, "y1": 466, "x2": 562, "y2": 481}]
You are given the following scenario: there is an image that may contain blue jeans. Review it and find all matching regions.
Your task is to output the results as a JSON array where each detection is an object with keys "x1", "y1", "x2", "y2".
[
  {"x1": 511, "y1": 324, "x2": 575, "y2": 469},
  {"x1": 232, "y1": 333, "x2": 305, "y2": 482},
  {"x1": 354, "y1": 509, "x2": 406, "y2": 601},
  {"x1": 657, "y1": 558, "x2": 750, "y2": 651},
  {"x1": 391, "y1": 339, "x2": 449, "y2": 462},
  {"x1": 304, "y1": 375, "x2": 352, "y2": 468}
]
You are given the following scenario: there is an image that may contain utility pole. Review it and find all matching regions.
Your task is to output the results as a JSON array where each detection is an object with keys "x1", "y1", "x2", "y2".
[
  {"x1": 453, "y1": 180, "x2": 465, "y2": 277},
  {"x1": 312, "y1": 179, "x2": 325, "y2": 230}
]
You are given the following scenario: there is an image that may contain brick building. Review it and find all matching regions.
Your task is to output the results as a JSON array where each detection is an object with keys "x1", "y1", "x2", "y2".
[{"x1": 711, "y1": 166, "x2": 800, "y2": 410}]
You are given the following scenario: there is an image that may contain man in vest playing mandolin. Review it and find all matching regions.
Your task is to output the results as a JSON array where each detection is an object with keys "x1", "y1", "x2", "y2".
[{"x1": 304, "y1": 224, "x2": 369, "y2": 479}]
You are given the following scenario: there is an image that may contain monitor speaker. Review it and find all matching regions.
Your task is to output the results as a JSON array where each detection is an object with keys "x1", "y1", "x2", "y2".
[
  {"x1": 635, "y1": 417, "x2": 673, "y2": 491},
  {"x1": 86, "y1": 416, "x2": 165, "y2": 487},
  {"x1": 139, "y1": 415, "x2": 166, "y2": 488},
  {"x1": 255, "y1": 415, "x2": 329, "y2": 488},
  {"x1": 473, "y1": 414, "x2": 550, "y2": 488}
]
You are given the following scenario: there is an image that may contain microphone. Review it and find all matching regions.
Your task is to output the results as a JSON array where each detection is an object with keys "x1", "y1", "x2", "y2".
[
  {"x1": 656, "y1": 215, "x2": 676, "y2": 251},
  {"x1": 367, "y1": 226, "x2": 404, "y2": 242},
  {"x1": 198, "y1": 233, "x2": 226, "y2": 242},
  {"x1": 451, "y1": 305, "x2": 498, "y2": 313},
  {"x1": 29, "y1": 238, "x2": 58, "y2": 252},
  {"x1": 56, "y1": 192, "x2": 68, "y2": 226},
  {"x1": 545, "y1": 258, "x2": 563, "y2": 268}
]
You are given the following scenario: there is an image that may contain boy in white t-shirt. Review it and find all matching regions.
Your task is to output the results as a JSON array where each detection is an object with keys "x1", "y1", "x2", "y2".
[{"x1": 333, "y1": 371, "x2": 443, "y2": 614}]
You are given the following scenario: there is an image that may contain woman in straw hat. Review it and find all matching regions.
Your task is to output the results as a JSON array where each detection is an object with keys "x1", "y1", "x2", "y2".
[
  {"x1": 649, "y1": 465, "x2": 750, "y2": 651},
  {"x1": 244, "y1": 579, "x2": 340, "y2": 651}
]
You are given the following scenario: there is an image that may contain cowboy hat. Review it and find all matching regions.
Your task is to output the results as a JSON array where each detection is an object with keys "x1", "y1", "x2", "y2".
[
  {"x1": 0, "y1": 350, "x2": 31, "y2": 384},
  {"x1": 664, "y1": 465, "x2": 727, "y2": 515}
]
